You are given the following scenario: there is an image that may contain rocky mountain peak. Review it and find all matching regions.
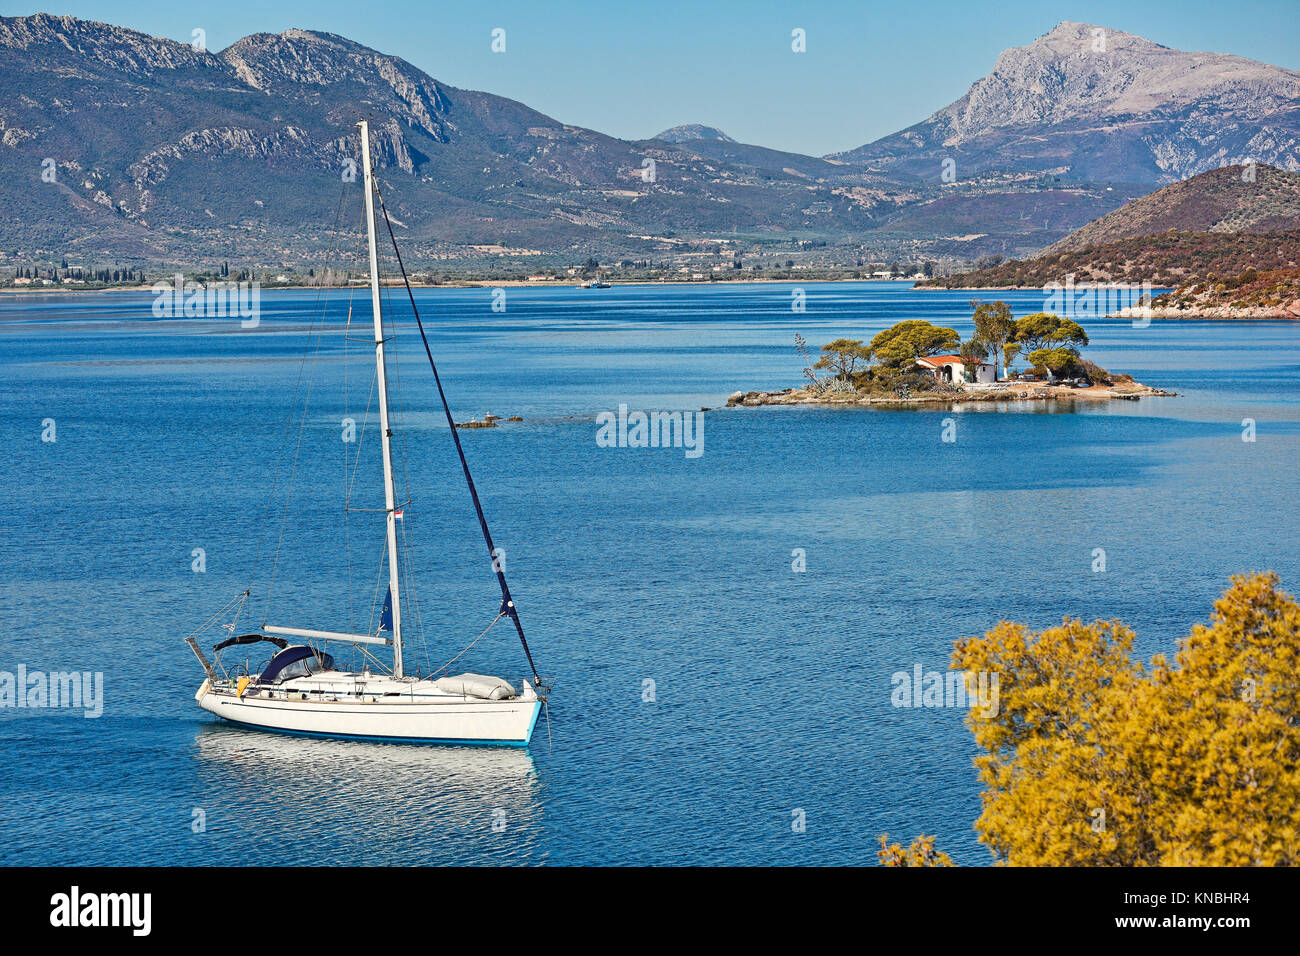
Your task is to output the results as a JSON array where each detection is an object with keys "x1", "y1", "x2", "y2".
[
  {"x1": 832, "y1": 21, "x2": 1300, "y2": 182},
  {"x1": 654, "y1": 124, "x2": 736, "y2": 144},
  {"x1": 0, "y1": 12, "x2": 221, "y2": 74},
  {"x1": 221, "y1": 29, "x2": 388, "y2": 89},
  {"x1": 939, "y1": 21, "x2": 1300, "y2": 144},
  {"x1": 218, "y1": 28, "x2": 450, "y2": 139},
  {"x1": 1031, "y1": 21, "x2": 1165, "y2": 57}
]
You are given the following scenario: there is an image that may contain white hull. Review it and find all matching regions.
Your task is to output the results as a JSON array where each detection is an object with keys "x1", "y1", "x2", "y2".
[{"x1": 196, "y1": 676, "x2": 542, "y2": 747}]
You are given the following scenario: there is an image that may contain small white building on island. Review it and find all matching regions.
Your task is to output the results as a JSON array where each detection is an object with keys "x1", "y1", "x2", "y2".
[{"x1": 916, "y1": 354, "x2": 996, "y2": 386}]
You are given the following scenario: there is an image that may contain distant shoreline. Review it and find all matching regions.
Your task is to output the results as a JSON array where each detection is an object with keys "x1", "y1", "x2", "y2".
[{"x1": 0, "y1": 277, "x2": 922, "y2": 296}]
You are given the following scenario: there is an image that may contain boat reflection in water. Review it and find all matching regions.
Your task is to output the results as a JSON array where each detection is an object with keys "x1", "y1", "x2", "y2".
[{"x1": 193, "y1": 724, "x2": 545, "y2": 865}]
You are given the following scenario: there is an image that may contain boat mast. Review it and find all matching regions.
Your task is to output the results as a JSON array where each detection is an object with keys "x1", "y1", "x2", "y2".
[{"x1": 358, "y1": 120, "x2": 405, "y2": 678}]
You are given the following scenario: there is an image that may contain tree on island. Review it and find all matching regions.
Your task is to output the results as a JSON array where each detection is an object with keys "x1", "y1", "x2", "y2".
[
  {"x1": 869, "y1": 319, "x2": 961, "y2": 370},
  {"x1": 1026, "y1": 347, "x2": 1078, "y2": 379},
  {"x1": 887, "y1": 572, "x2": 1300, "y2": 866},
  {"x1": 813, "y1": 310, "x2": 1104, "y2": 395},
  {"x1": 958, "y1": 336, "x2": 989, "y2": 374},
  {"x1": 970, "y1": 300, "x2": 1016, "y2": 379},
  {"x1": 1013, "y1": 311, "x2": 1088, "y2": 353},
  {"x1": 1002, "y1": 342, "x2": 1021, "y2": 372},
  {"x1": 812, "y1": 338, "x2": 873, "y2": 381},
  {"x1": 1011, "y1": 312, "x2": 1089, "y2": 380}
]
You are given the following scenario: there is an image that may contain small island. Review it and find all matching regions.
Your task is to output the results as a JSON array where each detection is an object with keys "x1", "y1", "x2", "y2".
[
  {"x1": 453, "y1": 412, "x2": 524, "y2": 429},
  {"x1": 728, "y1": 303, "x2": 1174, "y2": 409}
]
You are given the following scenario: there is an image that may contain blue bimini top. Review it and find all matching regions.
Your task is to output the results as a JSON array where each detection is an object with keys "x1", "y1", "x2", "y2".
[{"x1": 258, "y1": 646, "x2": 336, "y2": 684}]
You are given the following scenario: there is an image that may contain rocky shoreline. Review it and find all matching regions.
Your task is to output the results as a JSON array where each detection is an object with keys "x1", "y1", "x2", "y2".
[
  {"x1": 1114, "y1": 304, "x2": 1300, "y2": 320},
  {"x1": 725, "y1": 381, "x2": 1175, "y2": 408}
]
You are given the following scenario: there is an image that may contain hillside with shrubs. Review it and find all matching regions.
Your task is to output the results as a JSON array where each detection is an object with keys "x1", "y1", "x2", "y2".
[
  {"x1": 1148, "y1": 266, "x2": 1300, "y2": 318},
  {"x1": 918, "y1": 165, "x2": 1300, "y2": 291},
  {"x1": 917, "y1": 230, "x2": 1300, "y2": 289}
]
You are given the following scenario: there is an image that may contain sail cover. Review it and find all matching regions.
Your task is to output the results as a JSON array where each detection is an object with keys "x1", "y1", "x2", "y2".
[
  {"x1": 433, "y1": 674, "x2": 518, "y2": 700},
  {"x1": 378, "y1": 588, "x2": 393, "y2": 633}
]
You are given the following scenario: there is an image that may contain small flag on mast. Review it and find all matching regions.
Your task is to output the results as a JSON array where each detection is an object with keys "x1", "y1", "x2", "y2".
[{"x1": 379, "y1": 587, "x2": 393, "y2": 633}]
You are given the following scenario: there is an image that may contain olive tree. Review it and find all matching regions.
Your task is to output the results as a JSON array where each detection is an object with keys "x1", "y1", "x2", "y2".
[{"x1": 812, "y1": 338, "x2": 873, "y2": 381}]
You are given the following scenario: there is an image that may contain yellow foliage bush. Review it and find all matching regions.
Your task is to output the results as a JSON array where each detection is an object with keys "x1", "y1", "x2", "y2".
[
  {"x1": 877, "y1": 833, "x2": 954, "y2": 867},
  {"x1": 950, "y1": 572, "x2": 1300, "y2": 866}
]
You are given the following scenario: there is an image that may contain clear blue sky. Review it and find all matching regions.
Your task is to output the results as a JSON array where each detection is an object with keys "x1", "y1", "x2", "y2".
[{"x1": 4, "y1": 0, "x2": 1298, "y2": 155}]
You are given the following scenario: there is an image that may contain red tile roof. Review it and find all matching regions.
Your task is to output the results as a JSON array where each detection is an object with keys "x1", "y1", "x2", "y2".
[{"x1": 916, "y1": 354, "x2": 966, "y2": 367}]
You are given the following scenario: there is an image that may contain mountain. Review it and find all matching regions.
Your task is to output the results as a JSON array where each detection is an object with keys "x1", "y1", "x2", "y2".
[
  {"x1": 653, "y1": 124, "x2": 735, "y2": 143},
  {"x1": 0, "y1": 14, "x2": 902, "y2": 268},
  {"x1": 641, "y1": 133, "x2": 854, "y2": 182},
  {"x1": 3, "y1": 14, "x2": 1299, "y2": 271},
  {"x1": 1044, "y1": 163, "x2": 1300, "y2": 252},
  {"x1": 645, "y1": 123, "x2": 844, "y2": 178},
  {"x1": 833, "y1": 22, "x2": 1300, "y2": 185},
  {"x1": 916, "y1": 165, "x2": 1300, "y2": 287}
]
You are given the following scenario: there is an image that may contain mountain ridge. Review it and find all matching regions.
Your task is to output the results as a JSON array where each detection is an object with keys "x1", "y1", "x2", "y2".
[
  {"x1": 832, "y1": 21, "x2": 1300, "y2": 183},
  {"x1": 1044, "y1": 164, "x2": 1300, "y2": 253},
  {"x1": 3, "y1": 14, "x2": 1299, "y2": 270},
  {"x1": 2, "y1": 13, "x2": 897, "y2": 265}
]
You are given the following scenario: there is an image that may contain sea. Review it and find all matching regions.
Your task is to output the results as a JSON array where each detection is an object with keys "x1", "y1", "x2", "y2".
[{"x1": 1, "y1": 281, "x2": 1297, "y2": 865}]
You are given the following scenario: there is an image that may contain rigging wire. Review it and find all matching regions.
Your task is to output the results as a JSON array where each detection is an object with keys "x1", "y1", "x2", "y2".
[
  {"x1": 377, "y1": 276, "x2": 428, "y2": 663},
  {"x1": 370, "y1": 180, "x2": 545, "y2": 691},
  {"x1": 433, "y1": 611, "x2": 504, "y2": 676},
  {"x1": 237, "y1": 139, "x2": 545, "y2": 691},
  {"x1": 184, "y1": 589, "x2": 249, "y2": 641},
  {"x1": 251, "y1": 184, "x2": 351, "y2": 626},
  {"x1": 341, "y1": 190, "x2": 384, "y2": 648},
  {"x1": 343, "y1": 298, "x2": 353, "y2": 635},
  {"x1": 343, "y1": 290, "x2": 356, "y2": 634},
  {"x1": 262, "y1": 299, "x2": 330, "y2": 621}
]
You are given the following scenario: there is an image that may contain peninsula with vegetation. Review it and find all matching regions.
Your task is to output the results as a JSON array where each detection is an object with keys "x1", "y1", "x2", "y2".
[
  {"x1": 915, "y1": 166, "x2": 1300, "y2": 320},
  {"x1": 728, "y1": 303, "x2": 1172, "y2": 408}
]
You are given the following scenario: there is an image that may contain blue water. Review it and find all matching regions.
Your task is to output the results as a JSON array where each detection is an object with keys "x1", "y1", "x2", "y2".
[{"x1": 1, "y1": 282, "x2": 1297, "y2": 865}]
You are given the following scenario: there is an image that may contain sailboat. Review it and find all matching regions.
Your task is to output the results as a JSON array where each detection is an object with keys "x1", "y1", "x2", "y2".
[{"x1": 186, "y1": 120, "x2": 546, "y2": 746}]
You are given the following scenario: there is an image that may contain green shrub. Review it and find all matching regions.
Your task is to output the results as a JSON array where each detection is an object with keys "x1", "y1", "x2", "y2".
[{"x1": 1076, "y1": 359, "x2": 1113, "y2": 385}]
